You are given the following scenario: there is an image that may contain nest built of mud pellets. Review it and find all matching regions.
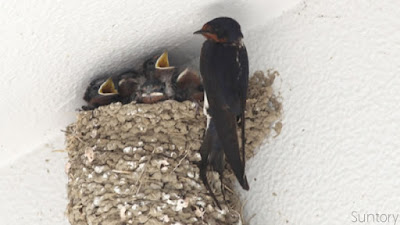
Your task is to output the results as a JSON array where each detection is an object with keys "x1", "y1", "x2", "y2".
[{"x1": 65, "y1": 71, "x2": 282, "y2": 225}]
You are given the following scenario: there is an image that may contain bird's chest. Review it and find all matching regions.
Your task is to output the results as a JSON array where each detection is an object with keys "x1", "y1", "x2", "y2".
[
  {"x1": 200, "y1": 42, "x2": 243, "y2": 116},
  {"x1": 200, "y1": 42, "x2": 241, "y2": 89},
  {"x1": 202, "y1": 43, "x2": 240, "y2": 69}
]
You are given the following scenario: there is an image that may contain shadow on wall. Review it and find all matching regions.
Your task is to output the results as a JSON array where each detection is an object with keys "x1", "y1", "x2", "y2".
[{"x1": 77, "y1": 1, "x2": 251, "y2": 102}]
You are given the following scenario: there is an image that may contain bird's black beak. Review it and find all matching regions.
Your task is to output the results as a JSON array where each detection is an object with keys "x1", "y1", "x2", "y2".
[
  {"x1": 193, "y1": 29, "x2": 204, "y2": 35},
  {"x1": 194, "y1": 24, "x2": 212, "y2": 35}
]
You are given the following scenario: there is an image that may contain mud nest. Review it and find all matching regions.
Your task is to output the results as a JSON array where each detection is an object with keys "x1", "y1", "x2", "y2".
[{"x1": 65, "y1": 70, "x2": 282, "y2": 225}]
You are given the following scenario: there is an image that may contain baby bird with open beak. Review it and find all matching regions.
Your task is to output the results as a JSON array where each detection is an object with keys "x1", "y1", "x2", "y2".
[
  {"x1": 137, "y1": 51, "x2": 176, "y2": 103},
  {"x1": 83, "y1": 70, "x2": 145, "y2": 109}
]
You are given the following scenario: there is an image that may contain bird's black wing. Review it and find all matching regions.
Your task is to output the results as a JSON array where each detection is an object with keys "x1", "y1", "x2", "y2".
[
  {"x1": 200, "y1": 41, "x2": 249, "y2": 190},
  {"x1": 237, "y1": 44, "x2": 249, "y2": 170}
]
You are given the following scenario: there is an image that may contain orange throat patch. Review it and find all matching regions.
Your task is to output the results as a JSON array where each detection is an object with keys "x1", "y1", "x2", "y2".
[{"x1": 202, "y1": 33, "x2": 227, "y2": 43}]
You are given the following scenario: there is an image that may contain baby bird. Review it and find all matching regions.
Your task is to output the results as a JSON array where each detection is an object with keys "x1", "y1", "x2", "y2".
[
  {"x1": 83, "y1": 70, "x2": 144, "y2": 109},
  {"x1": 174, "y1": 68, "x2": 204, "y2": 102}
]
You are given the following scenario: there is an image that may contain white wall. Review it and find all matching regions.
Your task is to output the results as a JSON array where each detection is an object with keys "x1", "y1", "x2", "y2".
[
  {"x1": 243, "y1": 0, "x2": 400, "y2": 224},
  {"x1": 1, "y1": 0, "x2": 399, "y2": 225}
]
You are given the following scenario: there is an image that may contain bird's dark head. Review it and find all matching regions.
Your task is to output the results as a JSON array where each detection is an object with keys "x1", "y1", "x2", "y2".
[{"x1": 194, "y1": 17, "x2": 243, "y2": 43}]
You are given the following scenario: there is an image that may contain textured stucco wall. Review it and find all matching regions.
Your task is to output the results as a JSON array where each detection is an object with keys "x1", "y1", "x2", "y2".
[
  {"x1": 1, "y1": 0, "x2": 399, "y2": 224},
  {"x1": 243, "y1": 1, "x2": 400, "y2": 224}
]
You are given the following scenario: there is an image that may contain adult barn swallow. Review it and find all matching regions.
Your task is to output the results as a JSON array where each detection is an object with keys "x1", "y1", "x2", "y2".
[{"x1": 194, "y1": 17, "x2": 249, "y2": 206}]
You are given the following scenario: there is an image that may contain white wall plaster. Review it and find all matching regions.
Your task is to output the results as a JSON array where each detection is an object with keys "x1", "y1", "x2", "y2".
[
  {"x1": 1, "y1": 0, "x2": 399, "y2": 224},
  {"x1": 242, "y1": 0, "x2": 400, "y2": 224}
]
